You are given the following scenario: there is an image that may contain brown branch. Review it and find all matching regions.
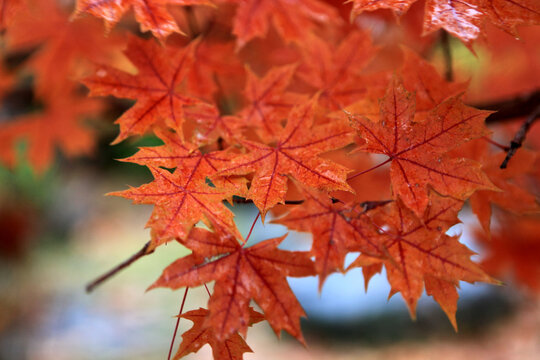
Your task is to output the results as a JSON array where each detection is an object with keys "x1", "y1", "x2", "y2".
[
  {"x1": 231, "y1": 197, "x2": 306, "y2": 205},
  {"x1": 474, "y1": 89, "x2": 540, "y2": 124},
  {"x1": 500, "y1": 104, "x2": 540, "y2": 169},
  {"x1": 440, "y1": 30, "x2": 453, "y2": 82},
  {"x1": 86, "y1": 241, "x2": 154, "y2": 293}
]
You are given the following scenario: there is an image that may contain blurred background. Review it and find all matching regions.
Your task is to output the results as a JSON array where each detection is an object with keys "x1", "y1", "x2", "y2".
[{"x1": 0, "y1": 134, "x2": 538, "y2": 360}]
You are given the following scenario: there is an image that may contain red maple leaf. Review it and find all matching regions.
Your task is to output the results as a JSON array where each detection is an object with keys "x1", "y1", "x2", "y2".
[
  {"x1": 72, "y1": 0, "x2": 212, "y2": 39},
  {"x1": 110, "y1": 162, "x2": 241, "y2": 248},
  {"x1": 220, "y1": 98, "x2": 354, "y2": 217},
  {"x1": 466, "y1": 143, "x2": 540, "y2": 235},
  {"x1": 174, "y1": 307, "x2": 263, "y2": 360},
  {"x1": 0, "y1": 0, "x2": 23, "y2": 31},
  {"x1": 83, "y1": 36, "x2": 200, "y2": 144},
  {"x1": 476, "y1": 214, "x2": 540, "y2": 293},
  {"x1": 150, "y1": 224, "x2": 315, "y2": 343},
  {"x1": 349, "y1": 193, "x2": 495, "y2": 328},
  {"x1": 348, "y1": 77, "x2": 496, "y2": 217},
  {"x1": 401, "y1": 48, "x2": 466, "y2": 112},
  {"x1": 123, "y1": 128, "x2": 248, "y2": 197},
  {"x1": 273, "y1": 189, "x2": 380, "y2": 287},
  {"x1": 297, "y1": 31, "x2": 377, "y2": 110},
  {"x1": 183, "y1": 102, "x2": 245, "y2": 146},
  {"x1": 350, "y1": 0, "x2": 540, "y2": 45},
  {"x1": 231, "y1": 0, "x2": 341, "y2": 48},
  {"x1": 0, "y1": 89, "x2": 102, "y2": 173},
  {"x1": 5, "y1": 0, "x2": 122, "y2": 96},
  {"x1": 239, "y1": 64, "x2": 306, "y2": 142}
]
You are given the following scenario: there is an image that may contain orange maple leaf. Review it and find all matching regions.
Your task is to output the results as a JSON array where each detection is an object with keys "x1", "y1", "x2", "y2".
[
  {"x1": 401, "y1": 48, "x2": 466, "y2": 112},
  {"x1": 123, "y1": 128, "x2": 248, "y2": 197},
  {"x1": 468, "y1": 144, "x2": 540, "y2": 235},
  {"x1": 231, "y1": 0, "x2": 341, "y2": 48},
  {"x1": 273, "y1": 189, "x2": 379, "y2": 288},
  {"x1": 72, "y1": 0, "x2": 212, "y2": 39},
  {"x1": 297, "y1": 31, "x2": 377, "y2": 110},
  {"x1": 350, "y1": 0, "x2": 540, "y2": 45},
  {"x1": 0, "y1": 0, "x2": 23, "y2": 31},
  {"x1": 150, "y1": 225, "x2": 315, "y2": 343},
  {"x1": 220, "y1": 98, "x2": 354, "y2": 217},
  {"x1": 83, "y1": 36, "x2": 200, "y2": 144},
  {"x1": 174, "y1": 307, "x2": 263, "y2": 360},
  {"x1": 110, "y1": 163, "x2": 241, "y2": 249},
  {"x1": 349, "y1": 77, "x2": 496, "y2": 217},
  {"x1": 239, "y1": 64, "x2": 305, "y2": 143},
  {"x1": 6, "y1": 0, "x2": 122, "y2": 96},
  {"x1": 0, "y1": 90, "x2": 102, "y2": 173},
  {"x1": 349, "y1": 193, "x2": 495, "y2": 329},
  {"x1": 476, "y1": 215, "x2": 540, "y2": 293},
  {"x1": 183, "y1": 102, "x2": 245, "y2": 146}
]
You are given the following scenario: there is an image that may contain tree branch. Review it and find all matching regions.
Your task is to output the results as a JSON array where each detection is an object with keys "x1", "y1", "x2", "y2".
[
  {"x1": 232, "y1": 197, "x2": 306, "y2": 205},
  {"x1": 85, "y1": 241, "x2": 154, "y2": 293},
  {"x1": 500, "y1": 104, "x2": 540, "y2": 169},
  {"x1": 440, "y1": 30, "x2": 453, "y2": 82},
  {"x1": 474, "y1": 89, "x2": 540, "y2": 124}
]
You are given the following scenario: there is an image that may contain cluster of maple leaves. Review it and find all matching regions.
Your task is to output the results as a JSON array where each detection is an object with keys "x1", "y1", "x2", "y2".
[{"x1": 0, "y1": 0, "x2": 539, "y2": 359}]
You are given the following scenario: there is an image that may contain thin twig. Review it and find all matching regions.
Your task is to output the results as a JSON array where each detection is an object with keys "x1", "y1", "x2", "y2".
[
  {"x1": 167, "y1": 287, "x2": 189, "y2": 360},
  {"x1": 85, "y1": 241, "x2": 154, "y2": 293},
  {"x1": 500, "y1": 104, "x2": 540, "y2": 169},
  {"x1": 232, "y1": 197, "x2": 305, "y2": 205},
  {"x1": 440, "y1": 30, "x2": 453, "y2": 82}
]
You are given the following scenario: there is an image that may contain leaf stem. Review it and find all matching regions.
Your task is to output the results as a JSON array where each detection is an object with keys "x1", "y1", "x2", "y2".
[
  {"x1": 482, "y1": 136, "x2": 510, "y2": 151},
  {"x1": 347, "y1": 158, "x2": 392, "y2": 181},
  {"x1": 85, "y1": 241, "x2": 154, "y2": 293},
  {"x1": 167, "y1": 287, "x2": 189, "y2": 360},
  {"x1": 243, "y1": 213, "x2": 260, "y2": 246},
  {"x1": 204, "y1": 284, "x2": 211, "y2": 297}
]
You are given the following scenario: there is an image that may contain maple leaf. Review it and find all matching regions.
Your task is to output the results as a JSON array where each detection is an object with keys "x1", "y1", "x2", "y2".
[
  {"x1": 239, "y1": 65, "x2": 306, "y2": 142},
  {"x1": 0, "y1": 89, "x2": 102, "y2": 173},
  {"x1": 350, "y1": 0, "x2": 540, "y2": 45},
  {"x1": 423, "y1": 0, "x2": 540, "y2": 45},
  {"x1": 110, "y1": 164, "x2": 241, "y2": 249},
  {"x1": 476, "y1": 215, "x2": 540, "y2": 293},
  {"x1": 349, "y1": 193, "x2": 495, "y2": 328},
  {"x1": 150, "y1": 225, "x2": 315, "y2": 343},
  {"x1": 0, "y1": 0, "x2": 23, "y2": 31},
  {"x1": 83, "y1": 36, "x2": 200, "y2": 144},
  {"x1": 469, "y1": 146, "x2": 539, "y2": 235},
  {"x1": 349, "y1": 77, "x2": 496, "y2": 217},
  {"x1": 174, "y1": 307, "x2": 263, "y2": 360},
  {"x1": 5, "y1": 0, "x2": 122, "y2": 96},
  {"x1": 72, "y1": 0, "x2": 212, "y2": 39},
  {"x1": 401, "y1": 48, "x2": 466, "y2": 111},
  {"x1": 183, "y1": 102, "x2": 245, "y2": 146},
  {"x1": 297, "y1": 31, "x2": 377, "y2": 110},
  {"x1": 273, "y1": 189, "x2": 380, "y2": 288},
  {"x1": 220, "y1": 98, "x2": 354, "y2": 217},
  {"x1": 123, "y1": 128, "x2": 247, "y2": 197},
  {"x1": 231, "y1": 0, "x2": 341, "y2": 48},
  {"x1": 186, "y1": 39, "x2": 245, "y2": 102}
]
